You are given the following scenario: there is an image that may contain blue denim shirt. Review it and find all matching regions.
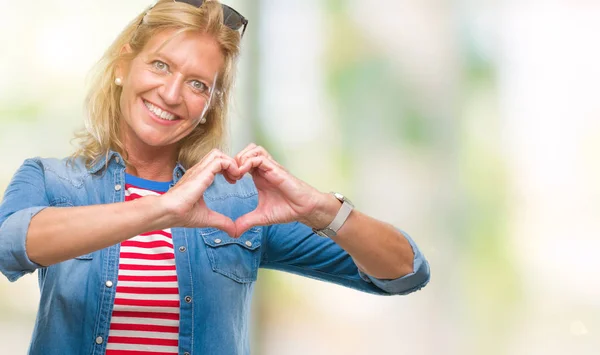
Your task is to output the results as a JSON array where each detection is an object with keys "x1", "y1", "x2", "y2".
[{"x1": 0, "y1": 151, "x2": 430, "y2": 355}]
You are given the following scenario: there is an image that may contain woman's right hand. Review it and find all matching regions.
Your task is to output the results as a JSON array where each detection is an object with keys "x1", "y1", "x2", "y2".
[{"x1": 159, "y1": 149, "x2": 243, "y2": 236}]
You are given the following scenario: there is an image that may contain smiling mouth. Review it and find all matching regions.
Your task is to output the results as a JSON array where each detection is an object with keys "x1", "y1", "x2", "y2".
[{"x1": 144, "y1": 100, "x2": 180, "y2": 121}]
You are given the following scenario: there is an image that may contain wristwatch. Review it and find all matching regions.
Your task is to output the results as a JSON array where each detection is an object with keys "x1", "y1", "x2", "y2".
[{"x1": 312, "y1": 192, "x2": 354, "y2": 238}]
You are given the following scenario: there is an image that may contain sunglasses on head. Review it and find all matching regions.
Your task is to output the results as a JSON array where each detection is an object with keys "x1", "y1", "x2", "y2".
[{"x1": 144, "y1": 0, "x2": 249, "y2": 38}]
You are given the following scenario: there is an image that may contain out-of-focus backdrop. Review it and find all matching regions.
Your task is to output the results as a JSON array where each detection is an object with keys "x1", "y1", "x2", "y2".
[{"x1": 1, "y1": 0, "x2": 599, "y2": 354}]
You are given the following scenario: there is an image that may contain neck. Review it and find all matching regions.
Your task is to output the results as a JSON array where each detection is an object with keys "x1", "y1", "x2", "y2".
[
  {"x1": 122, "y1": 142, "x2": 178, "y2": 183},
  {"x1": 125, "y1": 154, "x2": 176, "y2": 182}
]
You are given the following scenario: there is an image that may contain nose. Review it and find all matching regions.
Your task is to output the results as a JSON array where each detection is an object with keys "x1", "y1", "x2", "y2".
[{"x1": 158, "y1": 74, "x2": 184, "y2": 106}]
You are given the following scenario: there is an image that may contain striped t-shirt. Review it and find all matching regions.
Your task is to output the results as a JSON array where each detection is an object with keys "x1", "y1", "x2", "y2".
[{"x1": 106, "y1": 174, "x2": 180, "y2": 355}]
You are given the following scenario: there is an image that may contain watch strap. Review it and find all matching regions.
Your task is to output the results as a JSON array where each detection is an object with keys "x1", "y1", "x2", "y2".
[
  {"x1": 312, "y1": 193, "x2": 354, "y2": 237},
  {"x1": 326, "y1": 200, "x2": 353, "y2": 232}
]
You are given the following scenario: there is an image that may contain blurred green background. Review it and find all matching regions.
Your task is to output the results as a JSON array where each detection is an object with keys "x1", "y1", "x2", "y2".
[{"x1": 1, "y1": 0, "x2": 599, "y2": 354}]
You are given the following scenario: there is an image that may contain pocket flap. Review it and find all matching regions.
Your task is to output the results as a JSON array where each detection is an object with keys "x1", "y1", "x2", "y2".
[
  {"x1": 74, "y1": 253, "x2": 93, "y2": 260},
  {"x1": 200, "y1": 227, "x2": 261, "y2": 250}
]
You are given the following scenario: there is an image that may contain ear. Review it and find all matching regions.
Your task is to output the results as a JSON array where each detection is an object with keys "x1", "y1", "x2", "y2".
[{"x1": 115, "y1": 44, "x2": 134, "y2": 80}]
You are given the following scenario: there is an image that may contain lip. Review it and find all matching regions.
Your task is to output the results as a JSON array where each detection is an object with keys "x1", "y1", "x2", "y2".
[{"x1": 141, "y1": 99, "x2": 181, "y2": 126}]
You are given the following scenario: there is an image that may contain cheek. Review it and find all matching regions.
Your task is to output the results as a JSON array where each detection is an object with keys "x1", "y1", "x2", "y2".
[
  {"x1": 120, "y1": 73, "x2": 148, "y2": 117},
  {"x1": 119, "y1": 88, "x2": 136, "y2": 124},
  {"x1": 119, "y1": 89, "x2": 129, "y2": 118},
  {"x1": 188, "y1": 98, "x2": 210, "y2": 120}
]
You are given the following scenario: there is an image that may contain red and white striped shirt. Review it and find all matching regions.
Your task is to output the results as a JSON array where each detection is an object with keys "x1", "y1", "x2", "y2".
[{"x1": 107, "y1": 176, "x2": 179, "y2": 355}]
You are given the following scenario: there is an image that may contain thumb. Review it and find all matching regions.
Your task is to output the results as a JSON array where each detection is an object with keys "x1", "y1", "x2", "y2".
[
  {"x1": 204, "y1": 210, "x2": 236, "y2": 237},
  {"x1": 234, "y1": 211, "x2": 267, "y2": 238}
]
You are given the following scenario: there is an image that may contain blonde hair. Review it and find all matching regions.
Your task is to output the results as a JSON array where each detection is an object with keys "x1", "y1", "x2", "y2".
[{"x1": 73, "y1": 0, "x2": 241, "y2": 169}]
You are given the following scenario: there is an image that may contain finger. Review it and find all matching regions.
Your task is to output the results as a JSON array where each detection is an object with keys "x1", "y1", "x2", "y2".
[
  {"x1": 198, "y1": 152, "x2": 242, "y2": 182},
  {"x1": 234, "y1": 143, "x2": 258, "y2": 162},
  {"x1": 237, "y1": 145, "x2": 273, "y2": 166},
  {"x1": 193, "y1": 156, "x2": 238, "y2": 192},
  {"x1": 207, "y1": 156, "x2": 240, "y2": 180},
  {"x1": 177, "y1": 149, "x2": 224, "y2": 185},
  {"x1": 176, "y1": 155, "x2": 242, "y2": 199},
  {"x1": 236, "y1": 145, "x2": 266, "y2": 165},
  {"x1": 200, "y1": 151, "x2": 244, "y2": 182},
  {"x1": 234, "y1": 210, "x2": 267, "y2": 238},
  {"x1": 239, "y1": 147, "x2": 288, "y2": 174},
  {"x1": 195, "y1": 148, "x2": 224, "y2": 171},
  {"x1": 204, "y1": 210, "x2": 237, "y2": 237},
  {"x1": 217, "y1": 154, "x2": 243, "y2": 181},
  {"x1": 239, "y1": 156, "x2": 283, "y2": 180},
  {"x1": 222, "y1": 174, "x2": 238, "y2": 185}
]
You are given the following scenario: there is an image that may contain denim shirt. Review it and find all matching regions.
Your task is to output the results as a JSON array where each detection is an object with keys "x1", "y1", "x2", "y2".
[{"x1": 0, "y1": 152, "x2": 430, "y2": 355}]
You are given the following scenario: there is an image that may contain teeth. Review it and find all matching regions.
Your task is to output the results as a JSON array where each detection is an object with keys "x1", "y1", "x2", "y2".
[{"x1": 144, "y1": 100, "x2": 177, "y2": 121}]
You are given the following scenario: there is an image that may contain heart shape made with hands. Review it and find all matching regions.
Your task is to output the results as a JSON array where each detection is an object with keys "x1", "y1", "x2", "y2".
[{"x1": 174, "y1": 144, "x2": 327, "y2": 239}]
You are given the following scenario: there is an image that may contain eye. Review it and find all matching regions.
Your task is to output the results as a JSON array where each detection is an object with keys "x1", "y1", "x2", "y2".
[
  {"x1": 152, "y1": 60, "x2": 168, "y2": 72},
  {"x1": 190, "y1": 80, "x2": 209, "y2": 93}
]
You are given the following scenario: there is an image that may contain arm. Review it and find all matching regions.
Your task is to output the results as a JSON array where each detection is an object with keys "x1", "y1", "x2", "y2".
[
  {"x1": 25, "y1": 197, "x2": 169, "y2": 267},
  {"x1": 306, "y1": 194, "x2": 416, "y2": 279},
  {"x1": 233, "y1": 144, "x2": 430, "y2": 295},
  {"x1": 0, "y1": 159, "x2": 172, "y2": 277},
  {"x1": 0, "y1": 151, "x2": 244, "y2": 280},
  {"x1": 305, "y1": 201, "x2": 430, "y2": 294},
  {"x1": 262, "y1": 221, "x2": 429, "y2": 295}
]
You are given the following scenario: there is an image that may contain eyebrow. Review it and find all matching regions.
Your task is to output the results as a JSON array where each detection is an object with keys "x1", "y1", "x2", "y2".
[{"x1": 149, "y1": 52, "x2": 214, "y2": 84}]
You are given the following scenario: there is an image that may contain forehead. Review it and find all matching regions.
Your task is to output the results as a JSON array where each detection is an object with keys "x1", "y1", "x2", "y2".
[{"x1": 141, "y1": 28, "x2": 224, "y2": 80}]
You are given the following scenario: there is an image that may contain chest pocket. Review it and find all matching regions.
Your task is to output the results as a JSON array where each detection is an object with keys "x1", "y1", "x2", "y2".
[{"x1": 200, "y1": 227, "x2": 262, "y2": 283}]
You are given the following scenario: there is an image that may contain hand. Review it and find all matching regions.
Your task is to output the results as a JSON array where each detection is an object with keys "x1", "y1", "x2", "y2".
[
  {"x1": 233, "y1": 144, "x2": 334, "y2": 237},
  {"x1": 159, "y1": 149, "x2": 243, "y2": 236}
]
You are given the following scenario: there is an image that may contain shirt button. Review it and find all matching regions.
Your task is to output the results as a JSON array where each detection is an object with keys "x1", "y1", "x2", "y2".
[
  {"x1": 105, "y1": 280, "x2": 113, "y2": 288},
  {"x1": 185, "y1": 296, "x2": 192, "y2": 303},
  {"x1": 115, "y1": 157, "x2": 120, "y2": 164},
  {"x1": 114, "y1": 184, "x2": 122, "y2": 191},
  {"x1": 95, "y1": 336, "x2": 103, "y2": 344},
  {"x1": 176, "y1": 171, "x2": 182, "y2": 178},
  {"x1": 179, "y1": 246, "x2": 186, "y2": 252},
  {"x1": 214, "y1": 238, "x2": 222, "y2": 244},
  {"x1": 245, "y1": 241, "x2": 252, "y2": 247},
  {"x1": 184, "y1": 352, "x2": 190, "y2": 355}
]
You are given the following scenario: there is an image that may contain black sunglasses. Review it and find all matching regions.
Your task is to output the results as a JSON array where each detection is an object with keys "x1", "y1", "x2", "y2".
[{"x1": 144, "y1": 0, "x2": 249, "y2": 37}]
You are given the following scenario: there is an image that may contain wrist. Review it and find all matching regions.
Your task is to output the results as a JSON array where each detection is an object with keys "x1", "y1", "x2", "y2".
[
  {"x1": 145, "y1": 195, "x2": 178, "y2": 230},
  {"x1": 301, "y1": 192, "x2": 341, "y2": 230}
]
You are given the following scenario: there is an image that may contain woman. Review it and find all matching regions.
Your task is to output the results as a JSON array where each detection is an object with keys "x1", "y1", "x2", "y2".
[{"x1": 0, "y1": 1, "x2": 430, "y2": 354}]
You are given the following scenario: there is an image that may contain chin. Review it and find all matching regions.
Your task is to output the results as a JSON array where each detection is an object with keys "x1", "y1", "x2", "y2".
[
  {"x1": 130, "y1": 127, "x2": 171, "y2": 148},
  {"x1": 144, "y1": 135, "x2": 175, "y2": 148}
]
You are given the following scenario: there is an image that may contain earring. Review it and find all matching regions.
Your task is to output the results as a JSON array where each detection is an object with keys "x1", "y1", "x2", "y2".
[
  {"x1": 114, "y1": 77, "x2": 122, "y2": 86},
  {"x1": 199, "y1": 117, "x2": 207, "y2": 124}
]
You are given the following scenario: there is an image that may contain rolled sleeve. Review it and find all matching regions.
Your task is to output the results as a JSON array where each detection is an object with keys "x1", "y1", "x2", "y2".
[
  {"x1": 0, "y1": 206, "x2": 47, "y2": 281},
  {"x1": 0, "y1": 158, "x2": 49, "y2": 282},
  {"x1": 358, "y1": 231, "x2": 430, "y2": 295}
]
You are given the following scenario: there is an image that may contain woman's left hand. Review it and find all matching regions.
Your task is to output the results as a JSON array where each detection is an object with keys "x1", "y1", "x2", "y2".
[{"x1": 233, "y1": 143, "x2": 333, "y2": 237}]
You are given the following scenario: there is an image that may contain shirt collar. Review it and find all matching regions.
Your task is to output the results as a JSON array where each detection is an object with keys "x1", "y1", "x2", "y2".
[
  {"x1": 173, "y1": 161, "x2": 187, "y2": 182},
  {"x1": 87, "y1": 151, "x2": 121, "y2": 174},
  {"x1": 87, "y1": 150, "x2": 187, "y2": 180}
]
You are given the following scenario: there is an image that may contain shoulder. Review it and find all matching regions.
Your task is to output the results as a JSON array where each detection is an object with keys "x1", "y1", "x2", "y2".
[
  {"x1": 204, "y1": 173, "x2": 257, "y2": 201},
  {"x1": 33, "y1": 156, "x2": 87, "y2": 174},
  {"x1": 20, "y1": 156, "x2": 86, "y2": 171},
  {"x1": 17, "y1": 156, "x2": 90, "y2": 186}
]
